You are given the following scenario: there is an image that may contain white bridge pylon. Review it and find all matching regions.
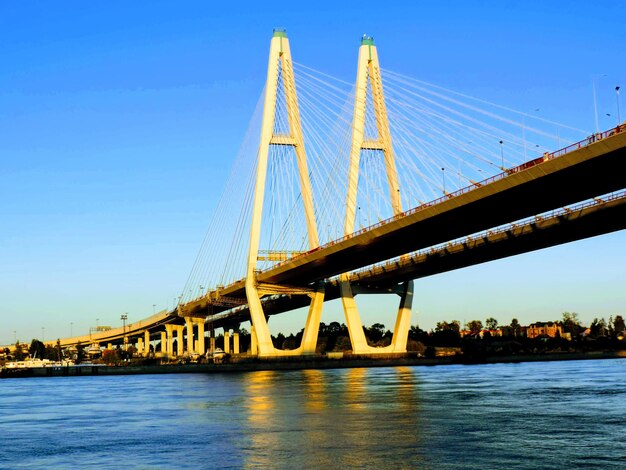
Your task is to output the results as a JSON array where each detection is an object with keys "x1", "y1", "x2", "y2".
[
  {"x1": 245, "y1": 30, "x2": 412, "y2": 357},
  {"x1": 340, "y1": 36, "x2": 413, "y2": 354},
  {"x1": 245, "y1": 29, "x2": 324, "y2": 357}
]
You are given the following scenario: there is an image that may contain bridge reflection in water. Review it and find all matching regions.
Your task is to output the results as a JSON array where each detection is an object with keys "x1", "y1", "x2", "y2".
[{"x1": 242, "y1": 367, "x2": 424, "y2": 468}]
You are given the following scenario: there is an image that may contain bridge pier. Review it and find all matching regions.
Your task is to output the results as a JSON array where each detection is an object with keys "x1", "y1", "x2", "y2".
[
  {"x1": 196, "y1": 319, "x2": 205, "y2": 355},
  {"x1": 185, "y1": 318, "x2": 194, "y2": 354},
  {"x1": 165, "y1": 325, "x2": 174, "y2": 356},
  {"x1": 223, "y1": 330, "x2": 230, "y2": 354},
  {"x1": 233, "y1": 332, "x2": 239, "y2": 355},
  {"x1": 137, "y1": 337, "x2": 144, "y2": 355},
  {"x1": 176, "y1": 326, "x2": 184, "y2": 356},
  {"x1": 160, "y1": 331, "x2": 166, "y2": 354},
  {"x1": 144, "y1": 330, "x2": 150, "y2": 355},
  {"x1": 341, "y1": 280, "x2": 414, "y2": 354}
]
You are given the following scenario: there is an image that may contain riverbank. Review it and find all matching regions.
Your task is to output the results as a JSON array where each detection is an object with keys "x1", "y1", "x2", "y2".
[{"x1": 2, "y1": 350, "x2": 624, "y2": 378}]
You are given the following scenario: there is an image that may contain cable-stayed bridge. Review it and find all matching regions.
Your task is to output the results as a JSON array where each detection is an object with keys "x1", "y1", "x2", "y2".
[{"x1": 48, "y1": 30, "x2": 626, "y2": 358}]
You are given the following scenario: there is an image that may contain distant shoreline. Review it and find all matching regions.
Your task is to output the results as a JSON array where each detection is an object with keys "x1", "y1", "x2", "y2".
[{"x1": 1, "y1": 350, "x2": 624, "y2": 379}]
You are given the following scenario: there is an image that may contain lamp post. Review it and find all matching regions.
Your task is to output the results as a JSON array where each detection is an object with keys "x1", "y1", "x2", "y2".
[
  {"x1": 499, "y1": 140, "x2": 504, "y2": 169},
  {"x1": 441, "y1": 168, "x2": 446, "y2": 195},
  {"x1": 152, "y1": 304, "x2": 156, "y2": 315},
  {"x1": 616, "y1": 86, "x2": 621, "y2": 125},
  {"x1": 121, "y1": 313, "x2": 128, "y2": 350},
  {"x1": 70, "y1": 322, "x2": 73, "y2": 337},
  {"x1": 41, "y1": 327, "x2": 45, "y2": 342}
]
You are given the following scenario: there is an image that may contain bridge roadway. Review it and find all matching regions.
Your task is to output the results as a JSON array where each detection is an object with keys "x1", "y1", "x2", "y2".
[
  {"x1": 50, "y1": 310, "x2": 178, "y2": 349},
  {"x1": 182, "y1": 125, "x2": 626, "y2": 319}
]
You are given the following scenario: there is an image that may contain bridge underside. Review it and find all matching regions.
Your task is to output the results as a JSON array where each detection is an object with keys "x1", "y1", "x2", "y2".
[{"x1": 206, "y1": 190, "x2": 626, "y2": 327}]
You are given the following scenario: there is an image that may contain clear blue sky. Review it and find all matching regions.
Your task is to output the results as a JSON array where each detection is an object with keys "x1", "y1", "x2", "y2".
[{"x1": 2, "y1": 1, "x2": 625, "y2": 344}]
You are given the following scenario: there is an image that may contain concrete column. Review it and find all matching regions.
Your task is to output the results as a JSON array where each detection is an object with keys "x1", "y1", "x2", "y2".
[
  {"x1": 196, "y1": 319, "x2": 205, "y2": 355},
  {"x1": 250, "y1": 325, "x2": 258, "y2": 356},
  {"x1": 233, "y1": 333, "x2": 240, "y2": 355},
  {"x1": 210, "y1": 336, "x2": 215, "y2": 354},
  {"x1": 223, "y1": 331, "x2": 230, "y2": 354},
  {"x1": 107, "y1": 343, "x2": 113, "y2": 350},
  {"x1": 185, "y1": 318, "x2": 194, "y2": 353},
  {"x1": 137, "y1": 337, "x2": 144, "y2": 354},
  {"x1": 300, "y1": 287, "x2": 325, "y2": 354},
  {"x1": 160, "y1": 331, "x2": 166, "y2": 353},
  {"x1": 165, "y1": 325, "x2": 174, "y2": 356},
  {"x1": 144, "y1": 330, "x2": 150, "y2": 354},
  {"x1": 390, "y1": 280, "x2": 413, "y2": 352},
  {"x1": 176, "y1": 326, "x2": 184, "y2": 356}
]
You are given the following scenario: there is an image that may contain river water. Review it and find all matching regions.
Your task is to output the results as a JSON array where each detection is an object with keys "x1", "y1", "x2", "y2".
[{"x1": 1, "y1": 359, "x2": 625, "y2": 469}]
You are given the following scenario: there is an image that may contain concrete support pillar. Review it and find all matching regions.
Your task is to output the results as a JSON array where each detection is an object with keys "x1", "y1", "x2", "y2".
[
  {"x1": 390, "y1": 281, "x2": 413, "y2": 352},
  {"x1": 185, "y1": 318, "x2": 194, "y2": 353},
  {"x1": 250, "y1": 325, "x2": 258, "y2": 356},
  {"x1": 196, "y1": 320, "x2": 205, "y2": 355},
  {"x1": 144, "y1": 330, "x2": 150, "y2": 355},
  {"x1": 223, "y1": 331, "x2": 230, "y2": 354},
  {"x1": 300, "y1": 287, "x2": 325, "y2": 354},
  {"x1": 176, "y1": 326, "x2": 184, "y2": 356},
  {"x1": 210, "y1": 336, "x2": 215, "y2": 354},
  {"x1": 233, "y1": 333, "x2": 239, "y2": 355},
  {"x1": 340, "y1": 278, "x2": 371, "y2": 353},
  {"x1": 160, "y1": 331, "x2": 166, "y2": 353},
  {"x1": 137, "y1": 337, "x2": 144, "y2": 354},
  {"x1": 165, "y1": 325, "x2": 174, "y2": 356},
  {"x1": 107, "y1": 343, "x2": 112, "y2": 350}
]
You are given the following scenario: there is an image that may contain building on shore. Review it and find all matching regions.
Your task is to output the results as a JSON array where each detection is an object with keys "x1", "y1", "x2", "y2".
[{"x1": 526, "y1": 321, "x2": 564, "y2": 339}]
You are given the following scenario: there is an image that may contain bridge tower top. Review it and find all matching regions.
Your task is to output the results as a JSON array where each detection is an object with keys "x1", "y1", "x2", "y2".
[
  {"x1": 272, "y1": 28, "x2": 287, "y2": 38},
  {"x1": 360, "y1": 35, "x2": 374, "y2": 46},
  {"x1": 344, "y1": 34, "x2": 401, "y2": 236}
]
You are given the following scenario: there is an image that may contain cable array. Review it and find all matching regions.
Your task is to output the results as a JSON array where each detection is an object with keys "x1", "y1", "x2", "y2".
[{"x1": 180, "y1": 59, "x2": 590, "y2": 304}]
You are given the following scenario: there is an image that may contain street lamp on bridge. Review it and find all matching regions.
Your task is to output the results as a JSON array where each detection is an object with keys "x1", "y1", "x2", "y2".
[
  {"x1": 121, "y1": 313, "x2": 128, "y2": 350},
  {"x1": 441, "y1": 167, "x2": 446, "y2": 195},
  {"x1": 617, "y1": 86, "x2": 621, "y2": 125}
]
